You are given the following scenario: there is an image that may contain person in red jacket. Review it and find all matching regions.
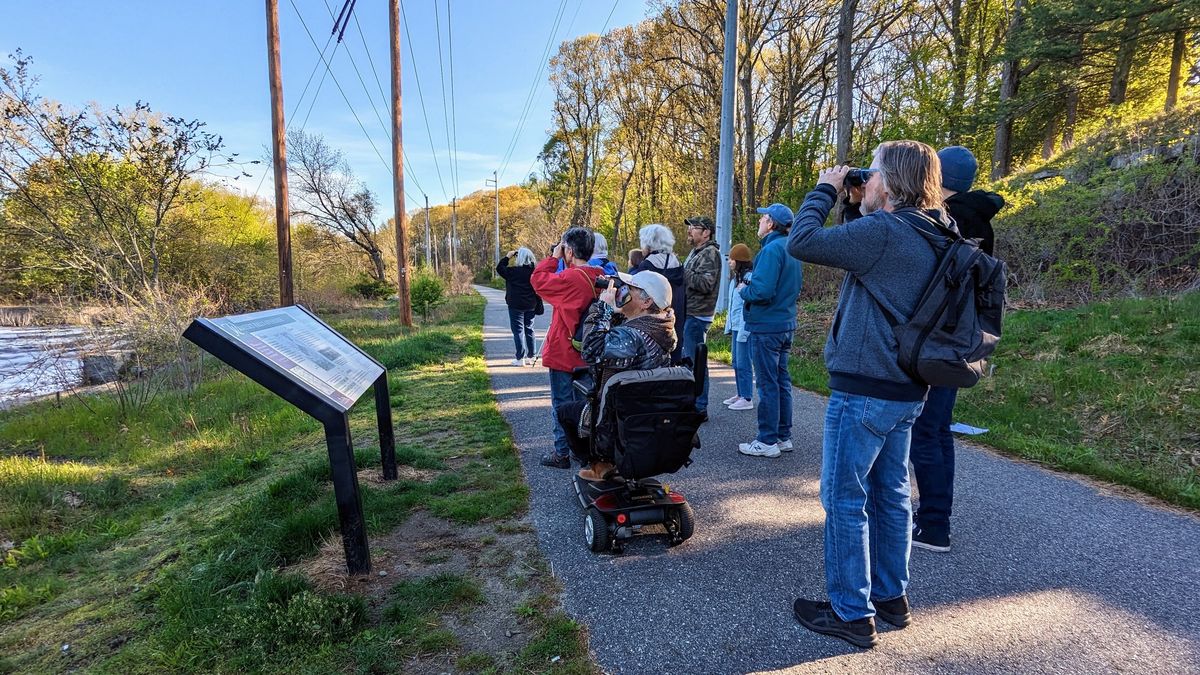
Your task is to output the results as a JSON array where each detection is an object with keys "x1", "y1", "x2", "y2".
[{"x1": 530, "y1": 227, "x2": 606, "y2": 468}]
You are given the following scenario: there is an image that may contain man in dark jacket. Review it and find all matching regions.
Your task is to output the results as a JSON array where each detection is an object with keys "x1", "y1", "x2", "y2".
[
  {"x1": 907, "y1": 146, "x2": 1004, "y2": 553},
  {"x1": 496, "y1": 248, "x2": 540, "y2": 366},
  {"x1": 682, "y1": 215, "x2": 722, "y2": 416},
  {"x1": 736, "y1": 203, "x2": 802, "y2": 459},
  {"x1": 786, "y1": 140, "x2": 948, "y2": 649}
]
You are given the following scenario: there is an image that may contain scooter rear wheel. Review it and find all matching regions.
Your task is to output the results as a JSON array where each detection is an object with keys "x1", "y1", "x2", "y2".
[
  {"x1": 584, "y1": 508, "x2": 611, "y2": 553},
  {"x1": 668, "y1": 503, "x2": 695, "y2": 545}
]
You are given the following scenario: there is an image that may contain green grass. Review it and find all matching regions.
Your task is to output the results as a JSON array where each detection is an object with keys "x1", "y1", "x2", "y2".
[
  {"x1": 0, "y1": 294, "x2": 592, "y2": 673},
  {"x1": 710, "y1": 292, "x2": 1200, "y2": 508}
]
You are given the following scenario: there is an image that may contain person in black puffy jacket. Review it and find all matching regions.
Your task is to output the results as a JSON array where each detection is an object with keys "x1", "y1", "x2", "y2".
[{"x1": 496, "y1": 247, "x2": 541, "y2": 366}]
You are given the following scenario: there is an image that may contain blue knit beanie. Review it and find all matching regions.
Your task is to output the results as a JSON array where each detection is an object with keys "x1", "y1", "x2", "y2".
[{"x1": 938, "y1": 146, "x2": 977, "y2": 193}]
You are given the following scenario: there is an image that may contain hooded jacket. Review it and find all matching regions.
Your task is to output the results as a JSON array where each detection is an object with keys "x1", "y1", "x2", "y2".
[
  {"x1": 631, "y1": 251, "x2": 687, "y2": 357},
  {"x1": 945, "y1": 190, "x2": 1004, "y2": 256},
  {"x1": 579, "y1": 302, "x2": 676, "y2": 374},
  {"x1": 683, "y1": 239, "x2": 722, "y2": 317}
]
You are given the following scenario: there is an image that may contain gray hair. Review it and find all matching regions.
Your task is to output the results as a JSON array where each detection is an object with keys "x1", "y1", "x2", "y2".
[
  {"x1": 514, "y1": 247, "x2": 536, "y2": 266},
  {"x1": 639, "y1": 224, "x2": 675, "y2": 254}
]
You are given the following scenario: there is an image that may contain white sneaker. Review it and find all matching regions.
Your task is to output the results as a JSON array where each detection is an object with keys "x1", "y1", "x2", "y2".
[
  {"x1": 777, "y1": 439, "x2": 794, "y2": 452},
  {"x1": 738, "y1": 440, "x2": 780, "y2": 458},
  {"x1": 509, "y1": 358, "x2": 523, "y2": 366},
  {"x1": 722, "y1": 395, "x2": 740, "y2": 405},
  {"x1": 728, "y1": 397, "x2": 754, "y2": 411},
  {"x1": 522, "y1": 357, "x2": 534, "y2": 367}
]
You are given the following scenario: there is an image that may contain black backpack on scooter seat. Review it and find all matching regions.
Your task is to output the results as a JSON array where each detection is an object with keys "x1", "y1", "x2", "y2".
[{"x1": 876, "y1": 209, "x2": 1008, "y2": 388}]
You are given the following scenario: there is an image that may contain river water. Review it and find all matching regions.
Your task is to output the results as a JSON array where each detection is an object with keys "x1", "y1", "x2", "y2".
[{"x1": 0, "y1": 326, "x2": 90, "y2": 404}]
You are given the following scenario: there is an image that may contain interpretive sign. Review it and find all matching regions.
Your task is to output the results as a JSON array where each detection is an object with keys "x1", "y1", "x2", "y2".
[
  {"x1": 206, "y1": 306, "x2": 382, "y2": 411},
  {"x1": 183, "y1": 305, "x2": 396, "y2": 574}
]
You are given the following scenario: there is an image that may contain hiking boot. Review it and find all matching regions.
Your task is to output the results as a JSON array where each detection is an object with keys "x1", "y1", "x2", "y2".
[
  {"x1": 912, "y1": 527, "x2": 951, "y2": 552},
  {"x1": 722, "y1": 394, "x2": 740, "y2": 405},
  {"x1": 874, "y1": 595, "x2": 911, "y2": 628},
  {"x1": 793, "y1": 598, "x2": 878, "y2": 649},
  {"x1": 728, "y1": 397, "x2": 754, "y2": 411},
  {"x1": 776, "y1": 439, "x2": 794, "y2": 452},
  {"x1": 539, "y1": 453, "x2": 571, "y2": 469},
  {"x1": 738, "y1": 440, "x2": 780, "y2": 458},
  {"x1": 577, "y1": 461, "x2": 616, "y2": 482}
]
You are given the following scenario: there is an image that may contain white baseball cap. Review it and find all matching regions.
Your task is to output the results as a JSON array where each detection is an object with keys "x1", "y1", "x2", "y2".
[{"x1": 616, "y1": 270, "x2": 672, "y2": 309}]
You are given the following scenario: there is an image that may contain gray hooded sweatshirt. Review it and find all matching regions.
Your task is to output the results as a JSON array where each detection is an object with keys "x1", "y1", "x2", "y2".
[{"x1": 787, "y1": 183, "x2": 949, "y2": 402}]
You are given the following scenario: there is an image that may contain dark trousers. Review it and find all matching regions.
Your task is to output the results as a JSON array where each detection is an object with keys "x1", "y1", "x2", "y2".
[
  {"x1": 556, "y1": 400, "x2": 604, "y2": 465},
  {"x1": 909, "y1": 386, "x2": 959, "y2": 536},
  {"x1": 507, "y1": 308, "x2": 536, "y2": 359}
]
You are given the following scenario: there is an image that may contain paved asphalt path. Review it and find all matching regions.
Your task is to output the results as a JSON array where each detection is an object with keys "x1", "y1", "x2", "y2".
[{"x1": 475, "y1": 286, "x2": 1200, "y2": 674}]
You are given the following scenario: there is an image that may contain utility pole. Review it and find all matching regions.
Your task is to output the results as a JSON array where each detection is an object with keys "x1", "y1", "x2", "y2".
[
  {"x1": 485, "y1": 170, "x2": 500, "y2": 275},
  {"x1": 265, "y1": 0, "x2": 294, "y2": 307},
  {"x1": 450, "y1": 197, "x2": 458, "y2": 268},
  {"x1": 389, "y1": 0, "x2": 413, "y2": 326},
  {"x1": 714, "y1": 0, "x2": 738, "y2": 311},
  {"x1": 423, "y1": 195, "x2": 431, "y2": 266}
]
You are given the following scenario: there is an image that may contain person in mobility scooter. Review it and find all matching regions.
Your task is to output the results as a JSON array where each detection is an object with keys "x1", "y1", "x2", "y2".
[{"x1": 555, "y1": 271, "x2": 705, "y2": 553}]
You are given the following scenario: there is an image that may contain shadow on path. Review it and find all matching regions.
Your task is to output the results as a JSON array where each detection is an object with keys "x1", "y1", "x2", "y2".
[{"x1": 474, "y1": 286, "x2": 1200, "y2": 674}]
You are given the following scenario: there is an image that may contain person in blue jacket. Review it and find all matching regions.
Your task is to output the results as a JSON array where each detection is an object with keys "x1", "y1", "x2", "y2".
[{"x1": 737, "y1": 203, "x2": 803, "y2": 459}]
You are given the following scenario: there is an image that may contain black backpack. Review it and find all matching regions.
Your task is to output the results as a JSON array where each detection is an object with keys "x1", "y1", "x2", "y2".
[{"x1": 874, "y1": 210, "x2": 1007, "y2": 388}]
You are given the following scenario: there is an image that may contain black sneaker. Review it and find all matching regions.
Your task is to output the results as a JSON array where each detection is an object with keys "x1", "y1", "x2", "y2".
[
  {"x1": 912, "y1": 527, "x2": 951, "y2": 552},
  {"x1": 793, "y1": 598, "x2": 878, "y2": 649},
  {"x1": 874, "y1": 595, "x2": 911, "y2": 628},
  {"x1": 539, "y1": 453, "x2": 571, "y2": 469}
]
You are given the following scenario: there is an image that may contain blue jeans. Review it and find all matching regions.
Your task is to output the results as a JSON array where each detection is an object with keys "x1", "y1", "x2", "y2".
[
  {"x1": 730, "y1": 330, "x2": 754, "y2": 400},
  {"x1": 820, "y1": 390, "x2": 924, "y2": 622},
  {"x1": 751, "y1": 331, "x2": 792, "y2": 443},
  {"x1": 682, "y1": 316, "x2": 712, "y2": 410},
  {"x1": 548, "y1": 368, "x2": 584, "y2": 458},
  {"x1": 507, "y1": 308, "x2": 535, "y2": 359},
  {"x1": 909, "y1": 386, "x2": 959, "y2": 536}
]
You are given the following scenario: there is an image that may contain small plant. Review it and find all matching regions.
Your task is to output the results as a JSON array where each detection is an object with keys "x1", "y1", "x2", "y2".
[{"x1": 411, "y1": 268, "x2": 446, "y2": 322}]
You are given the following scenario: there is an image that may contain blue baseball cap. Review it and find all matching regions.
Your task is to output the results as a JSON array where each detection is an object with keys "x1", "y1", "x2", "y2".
[{"x1": 755, "y1": 203, "x2": 794, "y2": 228}]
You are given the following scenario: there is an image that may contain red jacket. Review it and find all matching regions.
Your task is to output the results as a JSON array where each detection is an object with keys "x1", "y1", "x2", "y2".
[{"x1": 530, "y1": 257, "x2": 604, "y2": 372}]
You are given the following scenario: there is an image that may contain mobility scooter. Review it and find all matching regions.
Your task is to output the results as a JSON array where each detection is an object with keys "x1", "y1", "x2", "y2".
[{"x1": 570, "y1": 346, "x2": 706, "y2": 553}]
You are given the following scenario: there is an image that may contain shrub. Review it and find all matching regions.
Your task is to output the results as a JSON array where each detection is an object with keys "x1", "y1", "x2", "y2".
[
  {"x1": 349, "y1": 276, "x2": 393, "y2": 299},
  {"x1": 410, "y1": 268, "x2": 446, "y2": 321}
]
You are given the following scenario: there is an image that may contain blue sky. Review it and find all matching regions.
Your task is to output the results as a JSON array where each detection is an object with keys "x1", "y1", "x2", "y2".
[{"x1": 1, "y1": 0, "x2": 647, "y2": 215}]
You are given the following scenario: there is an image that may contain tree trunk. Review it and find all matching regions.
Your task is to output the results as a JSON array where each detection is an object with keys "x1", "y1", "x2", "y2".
[
  {"x1": 991, "y1": 0, "x2": 1023, "y2": 181},
  {"x1": 1108, "y1": 17, "x2": 1140, "y2": 106},
  {"x1": 741, "y1": 68, "x2": 756, "y2": 212},
  {"x1": 1166, "y1": 29, "x2": 1186, "y2": 111},
  {"x1": 1042, "y1": 114, "x2": 1058, "y2": 160},
  {"x1": 949, "y1": 0, "x2": 969, "y2": 139},
  {"x1": 835, "y1": 0, "x2": 858, "y2": 164}
]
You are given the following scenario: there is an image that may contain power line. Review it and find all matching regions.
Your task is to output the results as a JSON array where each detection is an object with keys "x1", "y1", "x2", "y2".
[
  {"x1": 252, "y1": 25, "x2": 340, "y2": 199},
  {"x1": 520, "y1": 0, "x2": 621, "y2": 184},
  {"x1": 397, "y1": 2, "x2": 449, "y2": 199},
  {"x1": 432, "y1": 1, "x2": 453, "y2": 193},
  {"x1": 497, "y1": 0, "x2": 570, "y2": 181},
  {"x1": 288, "y1": 0, "x2": 392, "y2": 178},
  {"x1": 319, "y1": 0, "x2": 427, "y2": 198},
  {"x1": 446, "y1": 0, "x2": 459, "y2": 201}
]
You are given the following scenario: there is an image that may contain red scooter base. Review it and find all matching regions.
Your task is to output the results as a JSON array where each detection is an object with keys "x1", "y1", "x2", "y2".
[{"x1": 572, "y1": 473, "x2": 696, "y2": 553}]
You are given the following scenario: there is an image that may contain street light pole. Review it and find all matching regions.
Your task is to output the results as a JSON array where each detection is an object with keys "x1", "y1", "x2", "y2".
[{"x1": 714, "y1": 0, "x2": 738, "y2": 312}]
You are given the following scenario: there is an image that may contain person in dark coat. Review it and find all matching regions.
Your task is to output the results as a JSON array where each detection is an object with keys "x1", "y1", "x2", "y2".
[
  {"x1": 630, "y1": 223, "x2": 687, "y2": 363},
  {"x1": 907, "y1": 146, "x2": 1004, "y2": 553},
  {"x1": 496, "y1": 247, "x2": 540, "y2": 366}
]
